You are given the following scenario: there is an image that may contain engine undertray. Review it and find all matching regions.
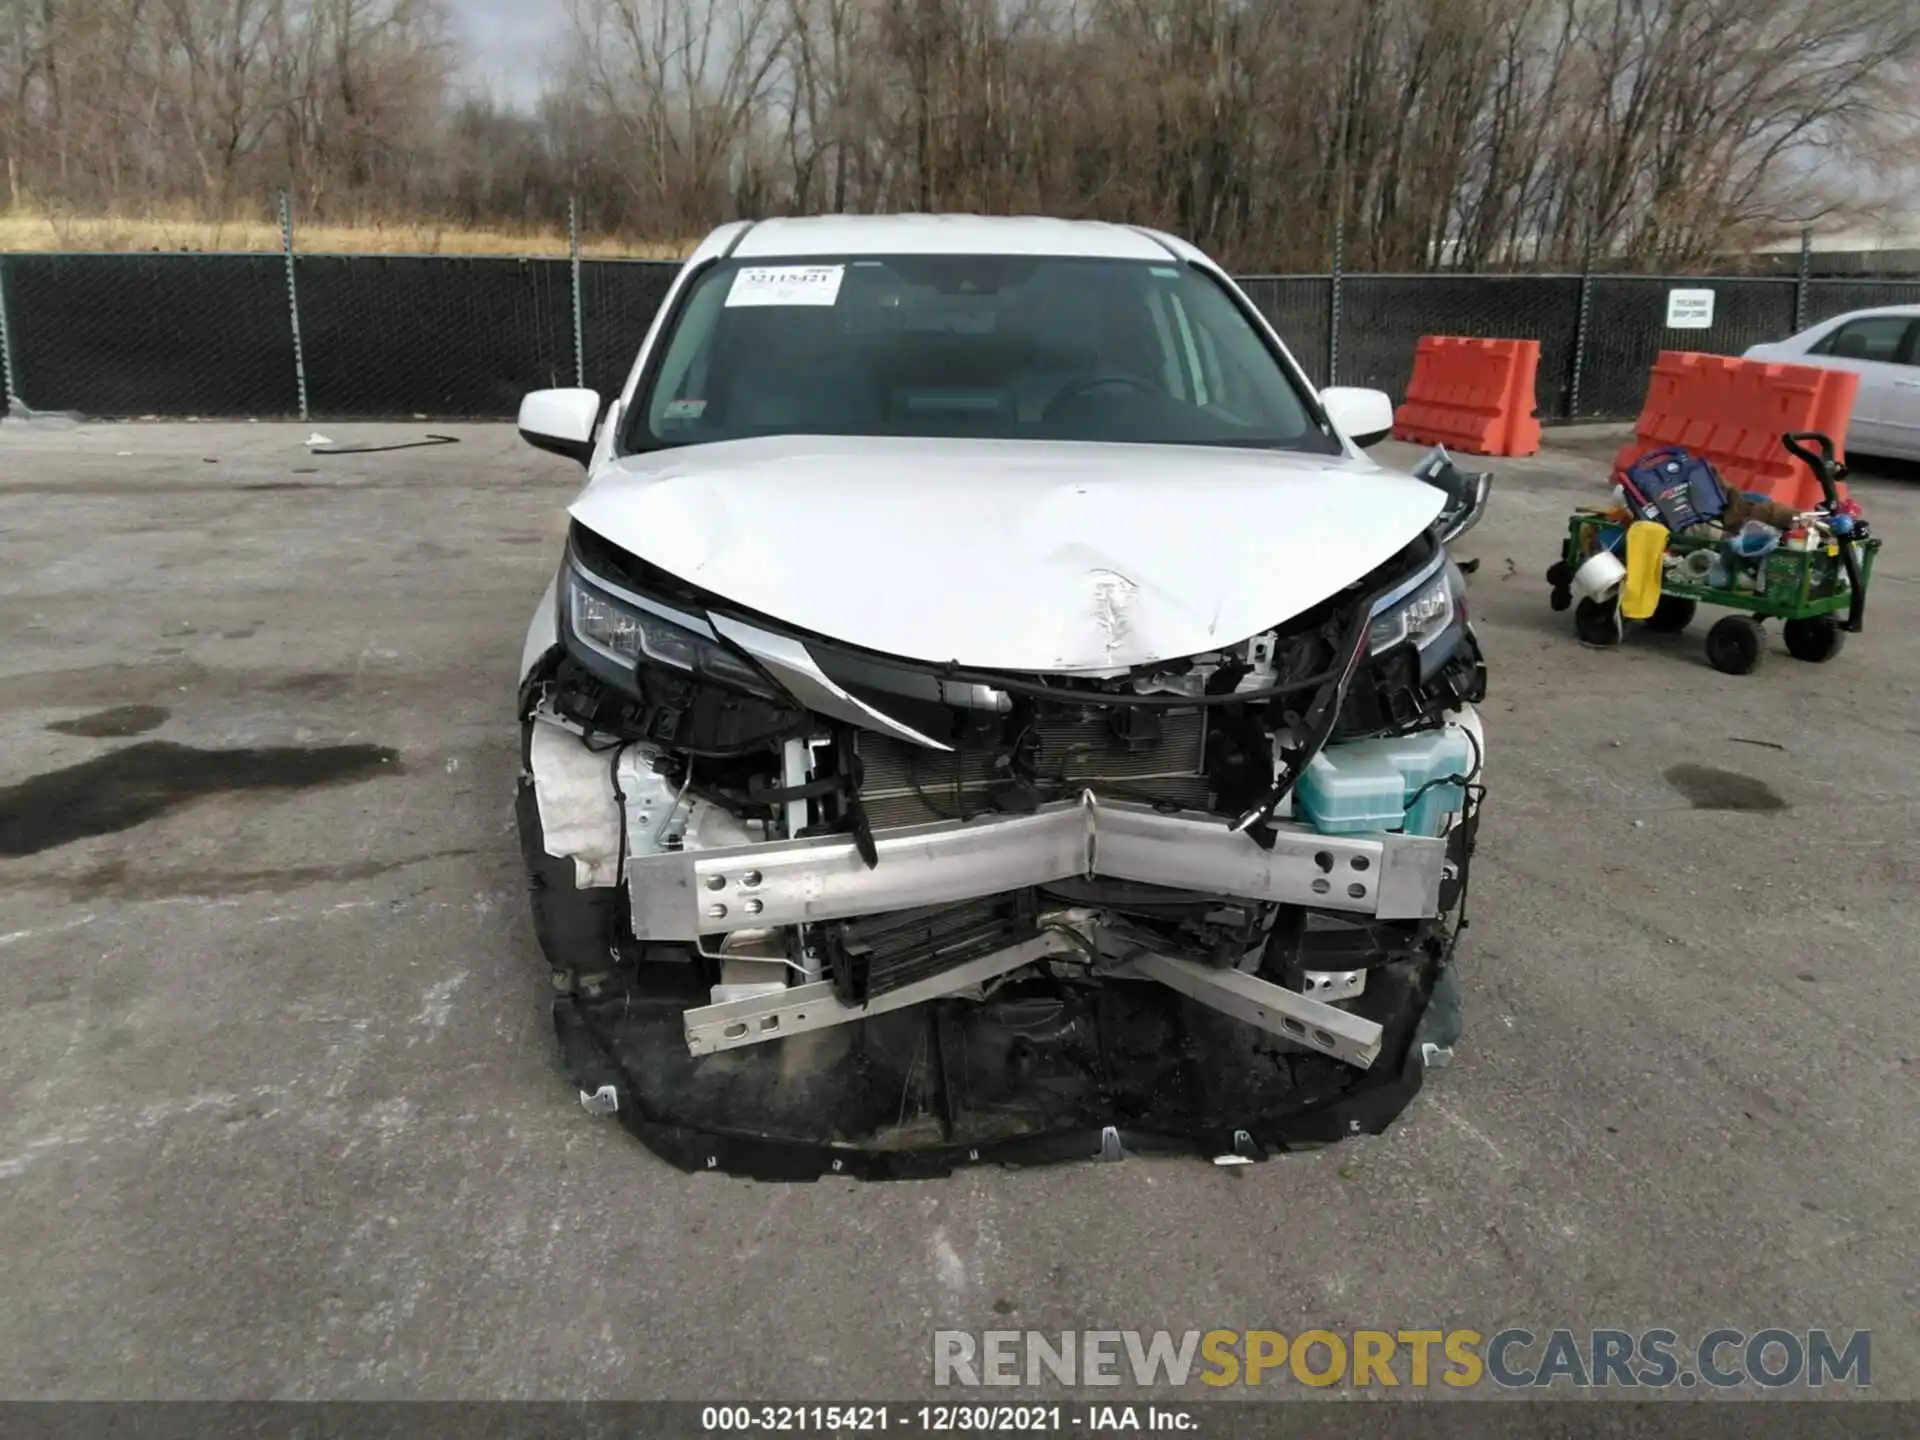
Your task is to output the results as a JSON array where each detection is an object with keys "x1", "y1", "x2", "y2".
[{"x1": 553, "y1": 952, "x2": 1459, "y2": 1180}]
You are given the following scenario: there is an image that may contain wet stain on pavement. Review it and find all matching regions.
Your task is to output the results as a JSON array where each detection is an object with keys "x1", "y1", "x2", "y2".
[
  {"x1": 39, "y1": 849, "x2": 483, "y2": 900},
  {"x1": 0, "y1": 660, "x2": 490, "y2": 712},
  {"x1": 46, "y1": 704, "x2": 170, "y2": 738},
  {"x1": 264, "y1": 672, "x2": 353, "y2": 700},
  {"x1": 0, "y1": 741, "x2": 399, "y2": 857},
  {"x1": 0, "y1": 660, "x2": 207, "y2": 711},
  {"x1": 1663, "y1": 764, "x2": 1786, "y2": 812}
]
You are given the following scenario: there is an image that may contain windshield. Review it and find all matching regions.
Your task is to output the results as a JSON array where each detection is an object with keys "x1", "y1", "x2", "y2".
[{"x1": 630, "y1": 254, "x2": 1334, "y2": 454}]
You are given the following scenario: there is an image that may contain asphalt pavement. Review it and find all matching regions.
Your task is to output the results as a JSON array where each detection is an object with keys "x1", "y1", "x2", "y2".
[{"x1": 1, "y1": 419, "x2": 1915, "y2": 1399}]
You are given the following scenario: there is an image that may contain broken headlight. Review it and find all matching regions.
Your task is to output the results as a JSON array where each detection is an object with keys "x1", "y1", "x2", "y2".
[
  {"x1": 562, "y1": 563, "x2": 780, "y2": 699},
  {"x1": 1366, "y1": 557, "x2": 1464, "y2": 657}
]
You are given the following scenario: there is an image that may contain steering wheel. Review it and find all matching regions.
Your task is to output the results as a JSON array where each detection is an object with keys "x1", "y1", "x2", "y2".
[{"x1": 1042, "y1": 371, "x2": 1162, "y2": 421}]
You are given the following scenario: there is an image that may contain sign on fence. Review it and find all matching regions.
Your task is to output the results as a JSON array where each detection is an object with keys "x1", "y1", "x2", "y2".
[{"x1": 1664, "y1": 288, "x2": 1716, "y2": 329}]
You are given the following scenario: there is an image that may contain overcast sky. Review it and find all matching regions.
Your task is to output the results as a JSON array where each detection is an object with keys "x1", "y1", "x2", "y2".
[
  {"x1": 450, "y1": 0, "x2": 568, "y2": 108},
  {"x1": 445, "y1": 0, "x2": 1915, "y2": 230}
]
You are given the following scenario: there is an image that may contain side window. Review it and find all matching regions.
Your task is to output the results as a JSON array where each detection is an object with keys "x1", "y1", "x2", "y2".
[{"x1": 1813, "y1": 315, "x2": 1910, "y2": 363}]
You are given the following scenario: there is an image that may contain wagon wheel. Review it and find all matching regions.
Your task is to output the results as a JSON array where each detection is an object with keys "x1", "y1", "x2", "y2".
[
  {"x1": 1705, "y1": 615, "x2": 1765, "y2": 675},
  {"x1": 1642, "y1": 596, "x2": 1697, "y2": 633},
  {"x1": 1574, "y1": 597, "x2": 1622, "y2": 647},
  {"x1": 1783, "y1": 615, "x2": 1846, "y2": 663}
]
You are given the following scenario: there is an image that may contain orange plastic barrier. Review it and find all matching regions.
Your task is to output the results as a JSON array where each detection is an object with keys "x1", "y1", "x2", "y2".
[
  {"x1": 1391, "y1": 337, "x2": 1541, "y2": 457},
  {"x1": 1611, "y1": 352, "x2": 1857, "y2": 512}
]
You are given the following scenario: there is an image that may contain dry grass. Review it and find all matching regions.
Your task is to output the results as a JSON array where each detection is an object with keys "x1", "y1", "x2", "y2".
[{"x1": 0, "y1": 209, "x2": 692, "y2": 258}]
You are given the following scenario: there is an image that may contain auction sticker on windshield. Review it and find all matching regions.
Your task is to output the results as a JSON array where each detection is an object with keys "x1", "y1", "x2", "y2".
[{"x1": 726, "y1": 265, "x2": 845, "y2": 307}]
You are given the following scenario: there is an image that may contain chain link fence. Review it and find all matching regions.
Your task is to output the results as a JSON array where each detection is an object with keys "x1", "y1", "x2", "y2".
[
  {"x1": 1235, "y1": 277, "x2": 1333, "y2": 387},
  {"x1": 293, "y1": 255, "x2": 577, "y2": 417},
  {"x1": 1573, "y1": 278, "x2": 1799, "y2": 419},
  {"x1": 1340, "y1": 274, "x2": 1586, "y2": 414},
  {"x1": 3, "y1": 222, "x2": 1918, "y2": 425},
  {"x1": 579, "y1": 260, "x2": 680, "y2": 400},
  {"x1": 1, "y1": 252, "x2": 299, "y2": 417}
]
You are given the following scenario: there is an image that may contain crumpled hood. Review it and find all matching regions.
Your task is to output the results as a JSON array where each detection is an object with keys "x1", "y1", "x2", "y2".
[{"x1": 569, "y1": 435, "x2": 1444, "y2": 672}]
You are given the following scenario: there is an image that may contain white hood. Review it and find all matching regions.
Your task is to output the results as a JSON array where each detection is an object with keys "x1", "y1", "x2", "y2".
[{"x1": 568, "y1": 435, "x2": 1444, "y2": 672}]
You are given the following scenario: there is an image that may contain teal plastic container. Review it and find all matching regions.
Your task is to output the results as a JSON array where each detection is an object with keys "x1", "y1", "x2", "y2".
[{"x1": 1295, "y1": 728, "x2": 1474, "y2": 838}]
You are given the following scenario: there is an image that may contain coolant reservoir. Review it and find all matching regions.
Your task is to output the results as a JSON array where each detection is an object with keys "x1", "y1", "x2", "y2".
[{"x1": 1296, "y1": 727, "x2": 1474, "y2": 838}]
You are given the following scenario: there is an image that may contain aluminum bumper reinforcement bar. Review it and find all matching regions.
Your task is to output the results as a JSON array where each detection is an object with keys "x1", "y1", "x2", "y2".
[
  {"x1": 629, "y1": 794, "x2": 1447, "y2": 941},
  {"x1": 683, "y1": 932, "x2": 1081, "y2": 1057},
  {"x1": 1120, "y1": 952, "x2": 1383, "y2": 1068},
  {"x1": 682, "y1": 933, "x2": 1385, "y2": 1069}
]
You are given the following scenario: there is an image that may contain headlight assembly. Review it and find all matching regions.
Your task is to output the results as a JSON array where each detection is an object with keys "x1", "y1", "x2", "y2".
[
  {"x1": 562, "y1": 564, "x2": 781, "y2": 698},
  {"x1": 1367, "y1": 557, "x2": 1464, "y2": 656}
]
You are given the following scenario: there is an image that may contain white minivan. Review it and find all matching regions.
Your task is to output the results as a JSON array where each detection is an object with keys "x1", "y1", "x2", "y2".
[{"x1": 510, "y1": 214, "x2": 1491, "y2": 1177}]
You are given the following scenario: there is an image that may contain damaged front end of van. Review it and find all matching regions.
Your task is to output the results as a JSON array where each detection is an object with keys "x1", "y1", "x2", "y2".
[{"x1": 514, "y1": 438, "x2": 1489, "y2": 1180}]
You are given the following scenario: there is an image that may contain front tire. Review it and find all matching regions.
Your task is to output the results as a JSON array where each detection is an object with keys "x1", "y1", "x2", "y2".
[
  {"x1": 1705, "y1": 615, "x2": 1766, "y2": 675},
  {"x1": 1574, "y1": 597, "x2": 1623, "y2": 647},
  {"x1": 1643, "y1": 596, "x2": 1697, "y2": 633},
  {"x1": 1546, "y1": 560, "x2": 1575, "y2": 611},
  {"x1": 1783, "y1": 615, "x2": 1846, "y2": 663}
]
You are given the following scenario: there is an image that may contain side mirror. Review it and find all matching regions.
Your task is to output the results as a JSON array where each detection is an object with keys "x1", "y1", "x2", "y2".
[
  {"x1": 518, "y1": 388, "x2": 602, "y2": 467},
  {"x1": 1319, "y1": 386, "x2": 1395, "y2": 448},
  {"x1": 1411, "y1": 444, "x2": 1493, "y2": 544}
]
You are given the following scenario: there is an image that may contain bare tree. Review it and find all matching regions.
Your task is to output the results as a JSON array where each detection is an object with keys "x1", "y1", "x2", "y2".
[{"x1": 5, "y1": 0, "x2": 1917, "y2": 265}]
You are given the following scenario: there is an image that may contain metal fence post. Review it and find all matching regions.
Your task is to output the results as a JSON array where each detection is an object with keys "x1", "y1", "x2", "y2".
[
  {"x1": 279, "y1": 190, "x2": 311, "y2": 421},
  {"x1": 569, "y1": 195, "x2": 586, "y2": 388},
  {"x1": 1327, "y1": 216, "x2": 1344, "y2": 386},
  {"x1": 1794, "y1": 227, "x2": 1812, "y2": 333},
  {"x1": 0, "y1": 254, "x2": 19, "y2": 413},
  {"x1": 1568, "y1": 233, "x2": 1596, "y2": 420}
]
